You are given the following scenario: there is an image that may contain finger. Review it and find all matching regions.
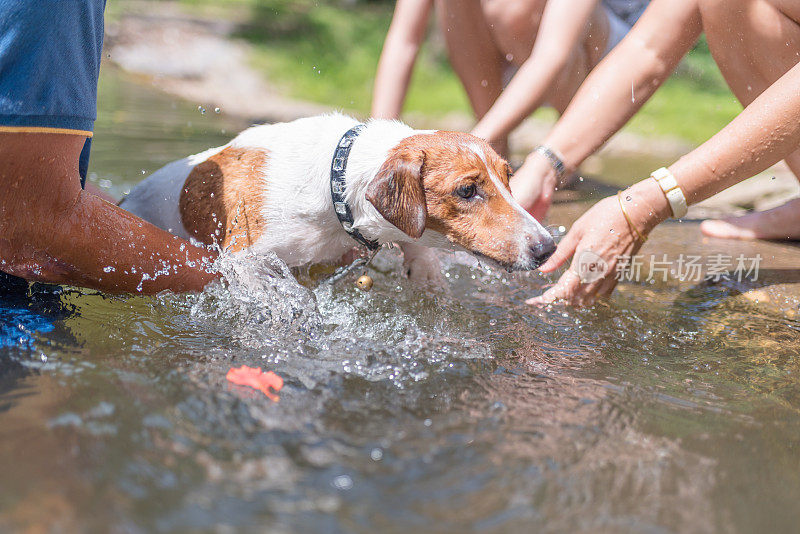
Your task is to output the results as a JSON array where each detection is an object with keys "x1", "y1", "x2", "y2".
[
  {"x1": 572, "y1": 281, "x2": 602, "y2": 307},
  {"x1": 597, "y1": 276, "x2": 619, "y2": 298},
  {"x1": 538, "y1": 229, "x2": 580, "y2": 273},
  {"x1": 527, "y1": 269, "x2": 581, "y2": 306},
  {"x1": 571, "y1": 270, "x2": 621, "y2": 306}
]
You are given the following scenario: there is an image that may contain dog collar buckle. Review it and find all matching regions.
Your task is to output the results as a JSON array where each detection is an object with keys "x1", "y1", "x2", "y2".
[{"x1": 330, "y1": 124, "x2": 380, "y2": 251}]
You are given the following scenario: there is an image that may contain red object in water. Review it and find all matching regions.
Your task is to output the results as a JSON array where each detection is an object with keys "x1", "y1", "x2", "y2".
[{"x1": 226, "y1": 365, "x2": 284, "y2": 402}]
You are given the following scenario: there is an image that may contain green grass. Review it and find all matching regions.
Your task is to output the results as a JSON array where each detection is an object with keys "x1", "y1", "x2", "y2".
[
  {"x1": 628, "y1": 37, "x2": 742, "y2": 143},
  {"x1": 180, "y1": 0, "x2": 741, "y2": 145},
  {"x1": 628, "y1": 78, "x2": 741, "y2": 143},
  {"x1": 229, "y1": 0, "x2": 472, "y2": 115}
]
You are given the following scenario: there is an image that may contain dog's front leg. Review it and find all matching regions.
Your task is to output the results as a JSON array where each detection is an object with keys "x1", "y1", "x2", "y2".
[{"x1": 399, "y1": 242, "x2": 445, "y2": 288}]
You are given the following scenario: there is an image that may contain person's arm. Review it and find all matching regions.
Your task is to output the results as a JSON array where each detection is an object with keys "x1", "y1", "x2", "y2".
[
  {"x1": 529, "y1": 60, "x2": 800, "y2": 306},
  {"x1": 471, "y1": 0, "x2": 601, "y2": 144},
  {"x1": 511, "y1": 0, "x2": 703, "y2": 219},
  {"x1": 371, "y1": 0, "x2": 433, "y2": 119},
  {"x1": 0, "y1": 133, "x2": 218, "y2": 293}
]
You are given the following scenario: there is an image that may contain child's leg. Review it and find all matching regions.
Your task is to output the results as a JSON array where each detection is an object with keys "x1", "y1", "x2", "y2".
[
  {"x1": 545, "y1": 5, "x2": 610, "y2": 114},
  {"x1": 479, "y1": 0, "x2": 547, "y2": 67},
  {"x1": 699, "y1": 0, "x2": 800, "y2": 240},
  {"x1": 437, "y1": 0, "x2": 609, "y2": 151},
  {"x1": 434, "y1": 0, "x2": 545, "y2": 156}
]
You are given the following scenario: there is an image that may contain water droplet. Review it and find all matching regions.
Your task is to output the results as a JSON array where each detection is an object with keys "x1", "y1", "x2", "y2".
[
  {"x1": 423, "y1": 418, "x2": 432, "y2": 427},
  {"x1": 103, "y1": 266, "x2": 115, "y2": 273},
  {"x1": 625, "y1": 195, "x2": 632, "y2": 201},
  {"x1": 332, "y1": 475, "x2": 353, "y2": 490},
  {"x1": 214, "y1": 107, "x2": 221, "y2": 114},
  {"x1": 197, "y1": 105, "x2": 206, "y2": 114},
  {"x1": 370, "y1": 448, "x2": 383, "y2": 461}
]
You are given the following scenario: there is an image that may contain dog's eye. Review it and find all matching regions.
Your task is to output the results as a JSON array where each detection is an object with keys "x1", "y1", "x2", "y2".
[{"x1": 456, "y1": 184, "x2": 477, "y2": 199}]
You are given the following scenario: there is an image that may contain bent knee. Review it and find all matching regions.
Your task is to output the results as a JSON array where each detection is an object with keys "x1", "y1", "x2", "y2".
[{"x1": 481, "y1": 0, "x2": 545, "y2": 38}]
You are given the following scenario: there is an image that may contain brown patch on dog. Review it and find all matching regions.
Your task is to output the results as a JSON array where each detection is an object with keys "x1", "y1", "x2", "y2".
[
  {"x1": 179, "y1": 147, "x2": 268, "y2": 252},
  {"x1": 376, "y1": 131, "x2": 524, "y2": 266}
]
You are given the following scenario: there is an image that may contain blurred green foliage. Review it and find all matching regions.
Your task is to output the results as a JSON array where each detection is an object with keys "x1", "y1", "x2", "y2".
[{"x1": 180, "y1": 0, "x2": 741, "y2": 145}]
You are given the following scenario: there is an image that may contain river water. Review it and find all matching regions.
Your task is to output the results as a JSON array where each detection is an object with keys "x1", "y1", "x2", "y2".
[{"x1": 1, "y1": 68, "x2": 799, "y2": 533}]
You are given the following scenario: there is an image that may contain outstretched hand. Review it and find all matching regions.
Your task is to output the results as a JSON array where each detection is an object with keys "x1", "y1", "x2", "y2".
[
  {"x1": 510, "y1": 151, "x2": 560, "y2": 222},
  {"x1": 527, "y1": 195, "x2": 646, "y2": 307}
]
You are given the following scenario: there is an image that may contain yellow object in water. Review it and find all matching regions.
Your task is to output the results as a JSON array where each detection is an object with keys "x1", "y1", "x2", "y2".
[{"x1": 356, "y1": 275, "x2": 373, "y2": 291}]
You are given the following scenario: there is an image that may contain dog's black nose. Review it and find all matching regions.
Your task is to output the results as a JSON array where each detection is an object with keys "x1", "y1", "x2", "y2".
[{"x1": 529, "y1": 239, "x2": 557, "y2": 267}]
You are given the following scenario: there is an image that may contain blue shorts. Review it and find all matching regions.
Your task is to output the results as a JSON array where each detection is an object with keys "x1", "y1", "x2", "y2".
[{"x1": 0, "y1": 0, "x2": 106, "y2": 187}]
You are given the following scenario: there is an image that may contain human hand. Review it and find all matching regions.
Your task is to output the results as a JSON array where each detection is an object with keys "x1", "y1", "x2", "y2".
[
  {"x1": 527, "y1": 189, "x2": 665, "y2": 307},
  {"x1": 510, "y1": 151, "x2": 560, "y2": 221}
]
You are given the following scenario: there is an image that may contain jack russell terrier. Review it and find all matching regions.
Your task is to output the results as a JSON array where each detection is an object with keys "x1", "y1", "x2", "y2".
[{"x1": 120, "y1": 114, "x2": 556, "y2": 277}]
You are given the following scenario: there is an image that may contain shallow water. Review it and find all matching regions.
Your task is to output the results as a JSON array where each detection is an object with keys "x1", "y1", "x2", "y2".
[{"x1": 2, "y1": 68, "x2": 800, "y2": 534}]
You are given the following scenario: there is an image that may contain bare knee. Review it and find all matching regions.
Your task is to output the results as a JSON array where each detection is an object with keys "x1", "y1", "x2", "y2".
[
  {"x1": 481, "y1": 0, "x2": 546, "y2": 60},
  {"x1": 482, "y1": 0, "x2": 544, "y2": 32}
]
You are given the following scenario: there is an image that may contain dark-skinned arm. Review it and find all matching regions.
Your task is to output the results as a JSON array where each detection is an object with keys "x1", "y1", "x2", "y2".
[{"x1": 0, "y1": 133, "x2": 219, "y2": 293}]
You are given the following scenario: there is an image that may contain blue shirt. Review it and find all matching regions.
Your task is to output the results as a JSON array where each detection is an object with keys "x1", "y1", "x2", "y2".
[{"x1": 0, "y1": 0, "x2": 105, "y2": 137}]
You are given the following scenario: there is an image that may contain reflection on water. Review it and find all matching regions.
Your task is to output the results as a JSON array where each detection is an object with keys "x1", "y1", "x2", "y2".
[{"x1": 1, "y1": 68, "x2": 800, "y2": 533}]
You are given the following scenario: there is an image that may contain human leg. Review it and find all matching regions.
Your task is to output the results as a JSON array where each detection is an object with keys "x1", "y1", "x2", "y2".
[{"x1": 698, "y1": 0, "x2": 800, "y2": 240}]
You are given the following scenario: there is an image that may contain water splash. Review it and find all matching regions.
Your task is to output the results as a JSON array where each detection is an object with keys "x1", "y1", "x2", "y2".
[{"x1": 180, "y1": 251, "x2": 322, "y2": 346}]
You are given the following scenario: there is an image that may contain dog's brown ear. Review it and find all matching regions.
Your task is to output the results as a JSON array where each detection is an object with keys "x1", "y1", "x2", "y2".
[{"x1": 366, "y1": 149, "x2": 427, "y2": 239}]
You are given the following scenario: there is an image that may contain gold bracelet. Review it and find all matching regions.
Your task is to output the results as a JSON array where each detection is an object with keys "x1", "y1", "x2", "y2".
[{"x1": 617, "y1": 191, "x2": 647, "y2": 243}]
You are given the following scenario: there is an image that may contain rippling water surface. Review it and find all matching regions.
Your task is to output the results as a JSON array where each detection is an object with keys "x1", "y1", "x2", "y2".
[{"x1": 1, "y1": 68, "x2": 800, "y2": 533}]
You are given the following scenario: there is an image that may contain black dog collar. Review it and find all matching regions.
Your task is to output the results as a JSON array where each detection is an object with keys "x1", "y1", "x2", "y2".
[{"x1": 330, "y1": 124, "x2": 380, "y2": 251}]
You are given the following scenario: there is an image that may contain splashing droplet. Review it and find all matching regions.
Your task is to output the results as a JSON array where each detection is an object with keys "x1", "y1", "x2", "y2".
[{"x1": 332, "y1": 475, "x2": 353, "y2": 490}]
